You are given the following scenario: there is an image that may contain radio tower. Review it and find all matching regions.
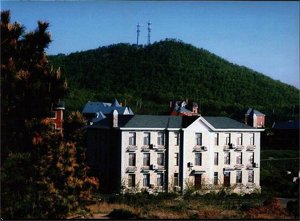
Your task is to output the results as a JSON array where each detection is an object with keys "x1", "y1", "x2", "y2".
[
  {"x1": 147, "y1": 21, "x2": 152, "y2": 45},
  {"x1": 136, "y1": 23, "x2": 141, "y2": 46}
]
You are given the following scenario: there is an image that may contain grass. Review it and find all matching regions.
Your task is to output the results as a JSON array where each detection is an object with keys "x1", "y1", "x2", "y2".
[
  {"x1": 261, "y1": 149, "x2": 299, "y2": 160},
  {"x1": 83, "y1": 192, "x2": 297, "y2": 219},
  {"x1": 259, "y1": 149, "x2": 299, "y2": 198},
  {"x1": 82, "y1": 149, "x2": 300, "y2": 219}
]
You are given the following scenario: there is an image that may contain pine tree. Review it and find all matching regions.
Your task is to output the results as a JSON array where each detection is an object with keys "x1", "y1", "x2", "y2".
[{"x1": 1, "y1": 11, "x2": 98, "y2": 219}]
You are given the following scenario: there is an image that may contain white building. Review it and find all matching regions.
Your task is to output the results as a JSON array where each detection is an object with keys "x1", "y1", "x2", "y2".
[{"x1": 86, "y1": 112, "x2": 263, "y2": 194}]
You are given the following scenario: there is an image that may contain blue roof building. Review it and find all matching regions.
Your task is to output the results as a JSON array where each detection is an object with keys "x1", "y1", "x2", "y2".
[{"x1": 82, "y1": 99, "x2": 134, "y2": 124}]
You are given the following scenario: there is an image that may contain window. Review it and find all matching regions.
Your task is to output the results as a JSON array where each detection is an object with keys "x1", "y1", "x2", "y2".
[
  {"x1": 249, "y1": 152, "x2": 254, "y2": 164},
  {"x1": 157, "y1": 153, "x2": 164, "y2": 166},
  {"x1": 214, "y1": 133, "x2": 219, "y2": 146},
  {"x1": 175, "y1": 132, "x2": 180, "y2": 146},
  {"x1": 236, "y1": 171, "x2": 242, "y2": 183},
  {"x1": 157, "y1": 173, "x2": 164, "y2": 186},
  {"x1": 224, "y1": 152, "x2": 230, "y2": 165},
  {"x1": 174, "y1": 173, "x2": 179, "y2": 186},
  {"x1": 250, "y1": 133, "x2": 255, "y2": 145},
  {"x1": 175, "y1": 153, "x2": 179, "y2": 166},
  {"x1": 214, "y1": 172, "x2": 218, "y2": 185},
  {"x1": 128, "y1": 174, "x2": 135, "y2": 187},
  {"x1": 195, "y1": 133, "x2": 202, "y2": 146},
  {"x1": 225, "y1": 133, "x2": 231, "y2": 145},
  {"x1": 195, "y1": 153, "x2": 202, "y2": 166},
  {"x1": 214, "y1": 152, "x2": 219, "y2": 165},
  {"x1": 157, "y1": 132, "x2": 164, "y2": 145},
  {"x1": 129, "y1": 132, "x2": 136, "y2": 146},
  {"x1": 143, "y1": 174, "x2": 150, "y2": 187},
  {"x1": 237, "y1": 133, "x2": 243, "y2": 145},
  {"x1": 236, "y1": 152, "x2": 242, "y2": 164},
  {"x1": 129, "y1": 153, "x2": 136, "y2": 166},
  {"x1": 143, "y1": 132, "x2": 150, "y2": 145},
  {"x1": 143, "y1": 153, "x2": 150, "y2": 166},
  {"x1": 248, "y1": 171, "x2": 254, "y2": 183}
]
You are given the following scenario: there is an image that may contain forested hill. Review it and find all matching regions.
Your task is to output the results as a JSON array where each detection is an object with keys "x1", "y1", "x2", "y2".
[{"x1": 49, "y1": 39, "x2": 299, "y2": 126}]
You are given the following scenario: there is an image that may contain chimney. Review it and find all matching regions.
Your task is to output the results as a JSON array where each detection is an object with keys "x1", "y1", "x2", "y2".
[
  {"x1": 112, "y1": 110, "x2": 118, "y2": 128},
  {"x1": 120, "y1": 102, "x2": 123, "y2": 107},
  {"x1": 169, "y1": 100, "x2": 173, "y2": 108}
]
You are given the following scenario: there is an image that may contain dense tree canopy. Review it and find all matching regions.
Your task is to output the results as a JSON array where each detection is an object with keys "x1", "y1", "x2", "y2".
[
  {"x1": 1, "y1": 11, "x2": 98, "y2": 219},
  {"x1": 49, "y1": 39, "x2": 299, "y2": 126}
]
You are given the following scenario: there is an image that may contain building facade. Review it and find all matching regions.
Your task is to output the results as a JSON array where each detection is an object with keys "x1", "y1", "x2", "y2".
[
  {"x1": 82, "y1": 99, "x2": 134, "y2": 125},
  {"x1": 169, "y1": 99, "x2": 199, "y2": 116},
  {"x1": 48, "y1": 101, "x2": 65, "y2": 131},
  {"x1": 86, "y1": 113, "x2": 263, "y2": 194},
  {"x1": 244, "y1": 108, "x2": 265, "y2": 128}
]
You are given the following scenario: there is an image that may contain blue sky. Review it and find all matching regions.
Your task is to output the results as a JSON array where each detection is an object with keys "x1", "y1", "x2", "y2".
[{"x1": 2, "y1": 1, "x2": 299, "y2": 88}]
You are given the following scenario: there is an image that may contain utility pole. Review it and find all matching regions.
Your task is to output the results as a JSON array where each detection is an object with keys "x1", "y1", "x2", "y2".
[
  {"x1": 147, "y1": 21, "x2": 152, "y2": 45},
  {"x1": 136, "y1": 23, "x2": 141, "y2": 46}
]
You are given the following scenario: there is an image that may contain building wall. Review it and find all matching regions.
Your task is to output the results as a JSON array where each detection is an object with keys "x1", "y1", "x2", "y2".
[
  {"x1": 120, "y1": 126, "x2": 261, "y2": 193},
  {"x1": 181, "y1": 128, "x2": 260, "y2": 191},
  {"x1": 251, "y1": 114, "x2": 265, "y2": 128},
  {"x1": 87, "y1": 128, "x2": 121, "y2": 193}
]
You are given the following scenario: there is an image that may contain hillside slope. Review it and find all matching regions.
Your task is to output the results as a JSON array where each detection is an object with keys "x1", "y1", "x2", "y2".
[{"x1": 49, "y1": 39, "x2": 299, "y2": 125}]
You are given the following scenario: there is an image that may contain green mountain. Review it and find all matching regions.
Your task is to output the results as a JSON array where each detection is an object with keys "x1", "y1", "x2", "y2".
[{"x1": 49, "y1": 39, "x2": 299, "y2": 126}]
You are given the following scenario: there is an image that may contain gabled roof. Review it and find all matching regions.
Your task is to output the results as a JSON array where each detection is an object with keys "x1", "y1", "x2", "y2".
[
  {"x1": 177, "y1": 106, "x2": 192, "y2": 113},
  {"x1": 82, "y1": 100, "x2": 133, "y2": 115},
  {"x1": 82, "y1": 102, "x2": 106, "y2": 113},
  {"x1": 122, "y1": 115, "x2": 183, "y2": 128},
  {"x1": 89, "y1": 115, "x2": 199, "y2": 129},
  {"x1": 111, "y1": 99, "x2": 121, "y2": 107},
  {"x1": 128, "y1": 108, "x2": 134, "y2": 115},
  {"x1": 87, "y1": 115, "x2": 262, "y2": 131},
  {"x1": 246, "y1": 108, "x2": 264, "y2": 116},
  {"x1": 203, "y1": 116, "x2": 254, "y2": 129}
]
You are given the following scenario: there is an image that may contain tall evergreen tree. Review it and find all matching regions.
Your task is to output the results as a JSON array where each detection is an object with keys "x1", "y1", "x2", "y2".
[{"x1": 1, "y1": 11, "x2": 98, "y2": 219}]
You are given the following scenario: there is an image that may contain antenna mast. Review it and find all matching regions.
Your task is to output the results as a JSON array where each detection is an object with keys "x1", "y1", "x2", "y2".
[
  {"x1": 136, "y1": 23, "x2": 141, "y2": 46},
  {"x1": 147, "y1": 21, "x2": 152, "y2": 45}
]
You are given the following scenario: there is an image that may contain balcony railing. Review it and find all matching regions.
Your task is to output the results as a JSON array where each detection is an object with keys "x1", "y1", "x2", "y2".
[
  {"x1": 246, "y1": 145, "x2": 256, "y2": 151},
  {"x1": 156, "y1": 165, "x2": 165, "y2": 171},
  {"x1": 224, "y1": 144, "x2": 235, "y2": 151},
  {"x1": 235, "y1": 145, "x2": 244, "y2": 151},
  {"x1": 126, "y1": 166, "x2": 137, "y2": 173},
  {"x1": 193, "y1": 146, "x2": 207, "y2": 152},
  {"x1": 246, "y1": 164, "x2": 254, "y2": 170},
  {"x1": 246, "y1": 162, "x2": 258, "y2": 169},
  {"x1": 127, "y1": 146, "x2": 138, "y2": 152},
  {"x1": 141, "y1": 166, "x2": 150, "y2": 172},
  {"x1": 141, "y1": 146, "x2": 150, "y2": 152},
  {"x1": 156, "y1": 146, "x2": 166, "y2": 152},
  {"x1": 234, "y1": 164, "x2": 244, "y2": 170}
]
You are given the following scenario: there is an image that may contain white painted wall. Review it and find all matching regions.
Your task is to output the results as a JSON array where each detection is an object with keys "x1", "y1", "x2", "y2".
[{"x1": 119, "y1": 120, "x2": 261, "y2": 193}]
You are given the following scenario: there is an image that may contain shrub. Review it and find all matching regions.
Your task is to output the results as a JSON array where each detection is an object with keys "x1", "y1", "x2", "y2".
[
  {"x1": 108, "y1": 208, "x2": 139, "y2": 219},
  {"x1": 287, "y1": 199, "x2": 299, "y2": 218},
  {"x1": 247, "y1": 198, "x2": 288, "y2": 219}
]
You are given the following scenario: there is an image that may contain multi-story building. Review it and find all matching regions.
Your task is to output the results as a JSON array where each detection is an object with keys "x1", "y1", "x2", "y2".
[
  {"x1": 244, "y1": 108, "x2": 265, "y2": 128},
  {"x1": 169, "y1": 99, "x2": 200, "y2": 116},
  {"x1": 48, "y1": 100, "x2": 65, "y2": 132},
  {"x1": 86, "y1": 111, "x2": 263, "y2": 194},
  {"x1": 82, "y1": 99, "x2": 134, "y2": 125}
]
